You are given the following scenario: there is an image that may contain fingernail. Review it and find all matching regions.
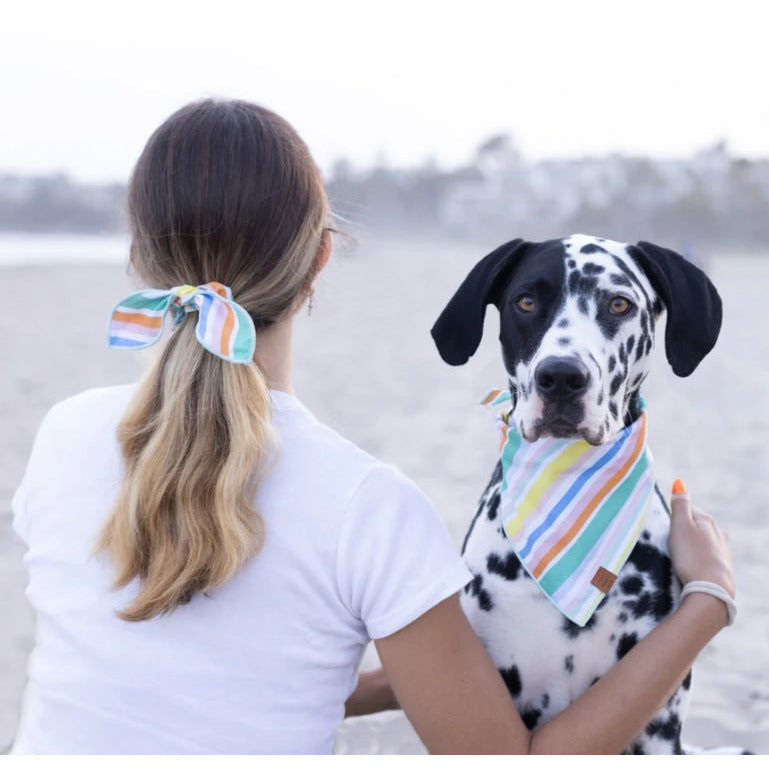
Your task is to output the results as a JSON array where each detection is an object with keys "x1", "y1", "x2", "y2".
[{"x1": 672, "y1": 478, "x2": 687, "y2": 495}]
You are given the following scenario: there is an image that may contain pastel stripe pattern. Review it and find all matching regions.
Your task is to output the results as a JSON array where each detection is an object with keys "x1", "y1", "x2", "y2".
[
  {"x1": 108, "y1": 282, "x2": 256, "y2": 364},
  {"x1": 485, "y1": 391, "x2": 654, "y2": 627}
]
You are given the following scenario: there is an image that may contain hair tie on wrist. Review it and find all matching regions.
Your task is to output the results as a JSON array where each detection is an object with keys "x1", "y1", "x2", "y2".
[
  {"x1": 108, "y1": 282, "x2": 256, "y2": 364},
  {"x1": 680, "y1": 580, "x2": 736, "y2": 626}
]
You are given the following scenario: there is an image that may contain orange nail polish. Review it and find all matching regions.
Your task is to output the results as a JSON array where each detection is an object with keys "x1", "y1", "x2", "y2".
[{"x1": 672, "y1": 478, "x2": 687, "y2": 495}]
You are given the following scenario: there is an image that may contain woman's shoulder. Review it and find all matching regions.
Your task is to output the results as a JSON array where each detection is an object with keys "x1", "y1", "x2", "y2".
[
  {"x1": 47, "y1": 382, "x2": 137, "y2": 415},
  {"x1": 34, "y1": 384, "x2": 137, "y2": 441},
  {"x1": 33, "y1": 383, "x2": 134, "y2": 433},
  {"x1": 268, "y1": 390, "x2": 416, "y2": 508}
]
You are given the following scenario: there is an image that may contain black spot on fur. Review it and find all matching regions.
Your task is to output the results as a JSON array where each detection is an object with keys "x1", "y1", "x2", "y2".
[
  {"x1": 617, "y1": 632, "x2": 638, "y2": 660},
  {"x1": 486, "y1": 551, "x2": 522, "y2": 581},
  {"x1": 561, "y1": 611, "x2": 597, "y2": 639},
  {"x1": 620, "y1": 575, "x2": 643, "y2": 595},
  {"x1": 577, "y1": 296, "x2": 589, "y2": 314},
  {"x1": 682, "y1": 670, "x2": 692, "y2": 691},
  {"x1": 610, "y1": 273, "x2": 633, "y2": 288},
  {"x1": 632, "y1": 588, "x2": 674, "y2": 622},
  {"x1": 608, "y1": 355, "x2": 616, "y2": 373},
  {"x1": 645, "y1": 712, "x2": 682, "y2": 745},
  {"x1": 468, "y1": 574, "x2": 494, "y2": 611},
  {"x1": 541, "y1": 693, "x2": 550, "y2": 709},
  {"x1": 499, "y1": 665, "x2": 522, "y2": 697},
  {"x1": 521, "y1": 707, "x2": 542, "y2": 730},
  {"x1": 635, "y1": 339, "x2": 646, "y2": 362},
  {"x1": 610, "y1": 372, "x2": 624, "y2": 397},
  {"x1": 618, "y1": 342, "x2": 627, "y2": 366},
  {"x1": 567, "y1": 259, "x2": 576, "y2": 268},
  {"x1": 618, "y1": 612, "x2": 628, "y2": 623},
  {"x1": 609, "y1": 401, "x2": 618, "y2": 419},
  {"x1": 580, "y1": 243, "x2": 608, "y2": 255},
  {"x1": 568, "y1": 270, "x2": 598, "y2": 295},
  {"x1": 627, "y1": 542, "x2": 674, "y2": 597},
  {"x1": 486, "y1": 492, "x2": 500, "y2": 521},
  {"x1": 626, "y1": 335, "x2": 635, "y2": 355},
  {"x1": 557, "y1": 317, "x2": 569, "y2": 328},
  {"x1": 582, "y1": 261, "x2": 606, "y2": 275},
  {"x1": 597, "y1": 391, "x2": 603, "y2": 405},
  {"x1": 558, "y1": 337, "x2": 571, "y2": 346},
  {"x1": 653, "y1": 298, "x2": 663, "y2": 316},
  {"x1": 564, "y1": 654, "x2": 575, "y2": 673}
]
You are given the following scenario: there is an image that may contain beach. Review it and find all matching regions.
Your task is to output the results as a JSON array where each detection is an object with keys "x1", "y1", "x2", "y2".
[{"x1": 1, "y1": 235, "x2": 768, "y2": 753}]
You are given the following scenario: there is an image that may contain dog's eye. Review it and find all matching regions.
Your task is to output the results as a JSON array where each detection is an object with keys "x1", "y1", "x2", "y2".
[
  {"x1": 516, "y1": 295, "x2": 536, "y2": 313},
  {"x1": 609, "y1": 296, "x2": 632, "y2": 314}
]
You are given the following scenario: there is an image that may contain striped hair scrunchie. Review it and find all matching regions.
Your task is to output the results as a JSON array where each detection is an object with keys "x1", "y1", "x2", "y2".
[{"x1": 108, "y1": 282, "x2": 256, "y2": 364}]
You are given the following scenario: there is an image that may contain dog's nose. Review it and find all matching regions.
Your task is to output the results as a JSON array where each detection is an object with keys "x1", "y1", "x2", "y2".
[{"x1": 534, "y1": 357, "x2": 591, "y2": 399}]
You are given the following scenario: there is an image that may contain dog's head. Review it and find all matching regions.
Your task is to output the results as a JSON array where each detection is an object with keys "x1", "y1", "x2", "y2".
[{"x1": 432, "y1": 234, "x2": 722, "y2": 445}]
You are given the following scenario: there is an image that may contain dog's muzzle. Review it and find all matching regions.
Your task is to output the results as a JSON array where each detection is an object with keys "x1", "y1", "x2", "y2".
[{"x1": 533, "y1": 356, "x2": 590, "y2": 438}]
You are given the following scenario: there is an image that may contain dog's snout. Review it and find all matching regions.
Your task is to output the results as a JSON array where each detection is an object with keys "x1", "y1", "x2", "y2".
[{"x1": 535, "y1": 357, "x2": 590, "y2": 399}]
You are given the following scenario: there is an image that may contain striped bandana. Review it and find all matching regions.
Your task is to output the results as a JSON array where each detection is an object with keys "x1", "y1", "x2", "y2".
[
  {"x1": 108, "y1": 282, "x2": 256, "y2": 364},
  {"x1": 481, "y1": 388, "x2": 655, "y2": 626}
]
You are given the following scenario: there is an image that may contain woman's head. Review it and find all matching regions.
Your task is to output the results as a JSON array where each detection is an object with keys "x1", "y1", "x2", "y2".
[
  {"x1": 128, "y1": 98, "x2": 330, "y2": 326},
  {"x1": 99, "y1": 99, "x2": 328, "y2": 621}
]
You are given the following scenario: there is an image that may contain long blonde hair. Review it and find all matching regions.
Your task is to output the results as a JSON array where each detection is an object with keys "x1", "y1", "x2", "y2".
[{"x1": 97, "y1": 99, "x2": 329, "y2": 621}]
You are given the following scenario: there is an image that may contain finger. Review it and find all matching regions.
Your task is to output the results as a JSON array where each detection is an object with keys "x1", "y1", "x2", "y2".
[
  {"x1": 670, "y1": 478, "x2": 693, "y2": 523},
  {"x1": 693, "y1": 511, "x2": 716, "y2": 530}
]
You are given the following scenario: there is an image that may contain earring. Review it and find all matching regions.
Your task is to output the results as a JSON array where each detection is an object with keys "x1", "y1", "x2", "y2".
[{"x1": 308, "y1": 287, "x2": 314, "y2": 316}]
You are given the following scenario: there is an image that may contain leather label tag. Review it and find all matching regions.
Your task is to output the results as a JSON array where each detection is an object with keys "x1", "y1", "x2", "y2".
[{"x1": 591, "y1": 566, "x2": 617, "y2": 594}]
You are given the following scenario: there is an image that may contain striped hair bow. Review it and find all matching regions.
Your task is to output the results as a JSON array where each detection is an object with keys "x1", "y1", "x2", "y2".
[
  {"x1": 481, "y1": 388, "x2": 655, "y2": 627},
  {"x1": 108, "y1": 282, "x2": 256, "y2": 364}
]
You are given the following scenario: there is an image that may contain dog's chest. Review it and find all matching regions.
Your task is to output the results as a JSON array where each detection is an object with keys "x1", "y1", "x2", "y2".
[{"x1": 460, "y1": 465, "x2": 680, "y2": 724}]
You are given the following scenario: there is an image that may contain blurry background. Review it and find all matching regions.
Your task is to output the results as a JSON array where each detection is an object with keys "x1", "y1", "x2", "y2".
[{"x1": 1, "y1": 0, "x2": 767, "y2": 754}]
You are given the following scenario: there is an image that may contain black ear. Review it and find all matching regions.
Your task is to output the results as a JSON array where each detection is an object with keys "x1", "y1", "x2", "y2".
[
  {"x1": 431, "y1": 238, "x2": 529, "y2": 365},
  {"x1": 628, "y1": 241, "x2": 722, "y2": 377}
]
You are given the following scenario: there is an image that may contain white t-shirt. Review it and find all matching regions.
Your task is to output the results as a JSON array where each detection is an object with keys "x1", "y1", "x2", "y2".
[{"x1": 11, "y1": 385, "x2": 471, "y2": 755}]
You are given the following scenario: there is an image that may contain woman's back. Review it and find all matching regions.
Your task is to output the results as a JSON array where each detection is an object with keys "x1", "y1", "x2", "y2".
[{"x1": 12, "y1": 384, "x2": 468, "y2": 753}]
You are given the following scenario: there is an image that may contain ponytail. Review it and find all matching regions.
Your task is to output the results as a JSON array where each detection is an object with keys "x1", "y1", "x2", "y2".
[{"x1": 97, "y1": 322, "x2": 275, "y2": 621}]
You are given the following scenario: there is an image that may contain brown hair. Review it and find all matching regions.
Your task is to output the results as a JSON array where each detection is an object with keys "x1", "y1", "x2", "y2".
[{"x1": 96, "y1": 99, "x2": 329, "y2": 621}]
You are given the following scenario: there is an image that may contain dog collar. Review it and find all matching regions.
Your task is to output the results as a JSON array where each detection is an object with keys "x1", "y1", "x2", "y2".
[{"x1": 482, "y1": 388, "x2": 655, "y2": 627}]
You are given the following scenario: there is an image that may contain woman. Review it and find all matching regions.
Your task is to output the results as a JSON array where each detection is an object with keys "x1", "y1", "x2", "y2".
[{"x1": 11, "y1": 99, "x2": 735, "y2": 754}]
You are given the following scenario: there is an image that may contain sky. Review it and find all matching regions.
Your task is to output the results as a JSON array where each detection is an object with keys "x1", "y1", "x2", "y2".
[{"x1": 2, "y1": 0, "x2": 768, "y2": 183}]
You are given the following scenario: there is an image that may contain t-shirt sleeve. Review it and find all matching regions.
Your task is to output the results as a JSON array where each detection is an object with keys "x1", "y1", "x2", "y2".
[{"x1": 335, "y1": 463, "x2": 473, "y2": 640}]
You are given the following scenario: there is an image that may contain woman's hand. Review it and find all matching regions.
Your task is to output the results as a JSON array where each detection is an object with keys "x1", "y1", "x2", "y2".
[{"x1": 668, "y1": 479, "x2": 735, "y2": 599}]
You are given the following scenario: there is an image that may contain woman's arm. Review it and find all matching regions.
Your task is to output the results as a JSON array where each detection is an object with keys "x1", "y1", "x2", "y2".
[
  {"x1": 373, "y1": 488, "x2": 734, "y2": 754},
  {"x1": 344, "y1": 669, "x2": 399, "y2": 718}
]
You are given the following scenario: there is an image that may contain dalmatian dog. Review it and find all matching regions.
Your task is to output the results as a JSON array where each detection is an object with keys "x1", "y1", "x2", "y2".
[{"x1": 431, "y1": 234, "x2": 724, "y2": 754}]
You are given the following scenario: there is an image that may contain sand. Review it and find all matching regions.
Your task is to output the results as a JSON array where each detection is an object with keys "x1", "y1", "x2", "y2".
[{"x1": 1, "y1": 236, "x2": 768, "y2": 753}]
